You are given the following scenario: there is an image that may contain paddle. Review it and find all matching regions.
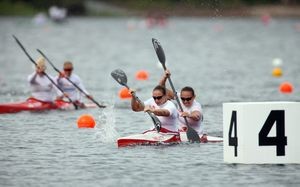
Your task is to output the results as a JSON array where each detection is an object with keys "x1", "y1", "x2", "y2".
[
  {"x1": 36, "y1": 49, "x2": 106, "y2": 108},
  {"x1": 152, "y1": 38, "x2": 200, "y2": 143},
  {"x1": 111, "y1": 69, "x2": 161, "y2": 132},
  {"x1": 12, "y1": 35, "x2": 78, "y2": 110}
]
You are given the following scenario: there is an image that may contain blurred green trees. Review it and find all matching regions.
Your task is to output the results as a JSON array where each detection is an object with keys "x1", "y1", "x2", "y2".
[
  {"x1": 0, "y1": 0, "x2": 85, "y2": 15},
  {"x1": 1, "y1": 0, "x2": 299, "y2": 16}
]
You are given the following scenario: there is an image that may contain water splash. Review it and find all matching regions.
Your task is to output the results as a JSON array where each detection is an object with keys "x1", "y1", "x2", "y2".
[{"x1": 95, "y1": 105, "x2": 119, "y2": 143}]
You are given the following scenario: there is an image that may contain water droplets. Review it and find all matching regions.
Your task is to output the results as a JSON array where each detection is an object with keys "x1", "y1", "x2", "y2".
[{"x1": 95, "y1": 106, "x2": 119, "y2": 143}]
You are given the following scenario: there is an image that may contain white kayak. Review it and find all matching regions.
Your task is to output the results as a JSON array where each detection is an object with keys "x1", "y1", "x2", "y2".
[{"x1": 117, "y1": 130, "x2": 223, "y2": 147}]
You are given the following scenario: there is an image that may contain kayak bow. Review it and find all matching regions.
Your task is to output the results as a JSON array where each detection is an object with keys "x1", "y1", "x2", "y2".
[{"x1": 0, "y1": 98, "x2": 96, "y2": 114}]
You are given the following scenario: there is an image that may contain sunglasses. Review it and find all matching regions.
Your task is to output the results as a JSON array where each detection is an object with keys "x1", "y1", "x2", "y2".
[
  {"x1": 64, "y1": 68, "x2": 73, "y2": 71},
  {"x1": 152, "y1": 95, "x2": 163, "y2": 100},
  {"x1": 181, "y1": 97, "x2": 192, "y2": 102}
]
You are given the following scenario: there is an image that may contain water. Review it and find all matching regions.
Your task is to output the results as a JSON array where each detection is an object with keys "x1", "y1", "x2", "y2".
[{"x1": 1, "y1": 16, "x2": 300, "y2": 186}]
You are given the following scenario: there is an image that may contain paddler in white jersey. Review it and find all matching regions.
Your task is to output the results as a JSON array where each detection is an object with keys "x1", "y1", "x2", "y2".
[
  {"x1": 159, "y1": 70, "x2": 207, "y2": 142},
  {"x1": 131, "y1": 85, "x2": 179, "y2": 133},
  {"x1": 55, "y1": 61, "x2": 93, "y2": 108},
  {"x1": 27, "y1": 57, "x2": 62, "y2": 102}
]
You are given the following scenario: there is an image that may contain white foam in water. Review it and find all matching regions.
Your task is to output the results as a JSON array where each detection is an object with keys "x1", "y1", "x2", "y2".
[{"x1": 95, "y1": 105, "x2": 119, "y2": 143}]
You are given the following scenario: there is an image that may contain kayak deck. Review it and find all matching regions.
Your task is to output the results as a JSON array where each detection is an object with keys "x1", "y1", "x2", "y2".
[
  {"x1": 117, "y1": 131, "x2": 181, "y2": 147},
  {"x1": 117, "y1": 130, "x2": 223, "y2": 147},
  {"x1": 179, "y1": 132, "x2": 223, "y2": 143}
]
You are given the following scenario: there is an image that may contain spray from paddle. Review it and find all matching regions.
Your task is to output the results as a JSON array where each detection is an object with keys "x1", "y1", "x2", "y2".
[{"x1": 95, "y1": 105, "x2": 119, "y2": 143}]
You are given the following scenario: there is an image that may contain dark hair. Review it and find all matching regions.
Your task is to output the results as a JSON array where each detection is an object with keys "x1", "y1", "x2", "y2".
[
  {"x1": 181, "y1": 86, "x2": 195, "y2": 96},
  {"x1": 153, "y1": 85, "x2": 166, "y2": 95}
]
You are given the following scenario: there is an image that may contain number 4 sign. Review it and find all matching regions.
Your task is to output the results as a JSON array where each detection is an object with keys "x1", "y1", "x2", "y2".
[{"x1": 223, "y1": 102, "x2": 300, "y2": 164}]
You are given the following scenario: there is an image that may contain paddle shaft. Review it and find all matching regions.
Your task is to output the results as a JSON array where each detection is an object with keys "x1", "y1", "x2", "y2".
[
  {"x1": 152, "y1": 38, "x2": 200, "y2": 142},
  {"x1": 12, "y1": 35, "x2": 78, "y2": 109},
  {"x1": 37, "y1": 49, "x2": 105, "y2": 108},
  {"x1": 161, "y1": 64, "x2": 191, "y2": 124},
  {"x1": 124, "y1": 84, "x2": 161, "y2": 132},
  {"x1": 111, "y1": 69, "x2": 161, "y2": 132},
  {"x1": 162, "y1": 65, "x2": 200, "y2": 142}
]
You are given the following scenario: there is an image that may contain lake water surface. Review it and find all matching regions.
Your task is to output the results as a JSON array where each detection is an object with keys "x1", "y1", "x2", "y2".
[{"x1": 0, "y1": 16, "x2": 300, "y2": 186}]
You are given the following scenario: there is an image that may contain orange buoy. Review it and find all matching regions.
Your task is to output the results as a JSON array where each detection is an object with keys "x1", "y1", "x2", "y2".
[
  {"x1": 135, "y1": 70, "x2": 149, "y2": 80},
  {"x1": 119, "y1": 87, "x2": 132, "y2": 99},
  {"x1": 279, "y1": 82, "x2": 293, "y2": 94},
  {"x1": 77, "y1": 114, "x2": 96, "y2": 128},
  {"x1": 272, "y1": 67, "x2": 282, "y2": 77}
]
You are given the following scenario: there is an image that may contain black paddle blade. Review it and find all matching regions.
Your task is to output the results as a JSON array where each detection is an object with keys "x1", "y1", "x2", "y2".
[
  {"x1": 187, "y1": 126, "x2": 201, "y2": 143},
  {"x1": 111, "y1": 69, "x2": 128, "y2": 87},
  {"x1": 148, "y1": 112, "x2": 161, "y2": 132},
  {"x1": 152, "y1": 38, "x2": 166, "y2": 65},
  {"x1": 111, "y1": 69, "x2": 162, "y2": 132}
]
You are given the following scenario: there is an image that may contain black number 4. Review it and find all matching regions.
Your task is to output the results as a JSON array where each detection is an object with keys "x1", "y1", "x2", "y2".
[
  {"x1": 259, "y1": 110, "x2": 287, "y2": 156},
  {"x1": 228, "y1": 111, "x2": 238, "y2": 157}
]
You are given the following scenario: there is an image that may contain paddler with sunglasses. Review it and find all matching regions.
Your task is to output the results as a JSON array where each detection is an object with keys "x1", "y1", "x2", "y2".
[
  {"x1": 55, "y1": 61, "x2": 93, "y2": 108},
  {"x1": 159, "y1": 70, "x2": 207, "y2": 142},
  {"x1": 130, "y1": 85, "x2": 179, "y2": 134}
]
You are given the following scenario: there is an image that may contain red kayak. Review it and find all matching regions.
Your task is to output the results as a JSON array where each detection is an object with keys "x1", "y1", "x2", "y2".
[
  {"x1": 117, "y1": 130, "x2": 181, "y2": 148},
  {"x1": 0, "y1": 98, "x2": 96, "y2": 114},
  {"x1": 117, "y1": 129, "x2": 223, "y2": 148}
]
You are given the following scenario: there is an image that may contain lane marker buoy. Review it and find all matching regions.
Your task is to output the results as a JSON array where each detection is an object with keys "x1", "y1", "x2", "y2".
[
  {"x1": 77, "y1": 114, "x2": 96, "y2": 128},
  {"x1": 279, "y1": 82, "x2": 293, "y2": 94}
]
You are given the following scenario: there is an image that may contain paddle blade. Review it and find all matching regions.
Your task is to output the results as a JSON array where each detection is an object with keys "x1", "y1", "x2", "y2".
[
  {"x1": 111, "y1": 69, "x2": 128, "y2": 87},
  {"x1": 186, "y1": 126, "x2": 201, "y2": 143},
  {"x1": 148, "y1": 112, "x2": 162, "y2": 132},
  {"x1": 152, "y1": 38, "x2": 166, "y2": 66}
]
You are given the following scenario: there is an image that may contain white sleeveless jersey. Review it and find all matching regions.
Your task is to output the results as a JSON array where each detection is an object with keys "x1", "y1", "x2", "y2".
[
  {"x1": 144, "y1": 98, "x2": 178, "y2": 132},
  {"x1": 28, "y1": 72, "x2": 60, "y2": 102},
  {"x1": 56, "y1": 74, "x2": 89, "y2": 102},
  {"x1": 178, "y1": 100, "x2": 204, "y2": 135}
]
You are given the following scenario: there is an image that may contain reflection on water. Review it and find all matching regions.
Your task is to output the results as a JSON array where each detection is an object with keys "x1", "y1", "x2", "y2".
[{"x1": 0, "y1": 17, "x2": 300, "y2": 186}]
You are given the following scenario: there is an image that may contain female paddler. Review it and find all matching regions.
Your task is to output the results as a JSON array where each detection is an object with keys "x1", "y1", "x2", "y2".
[
  {"x1": 130, "y1": 85, "x2": 179, "y2": 135},
  {"x1": 27, "y1": 57, "x2": 62, "y2": 103}
]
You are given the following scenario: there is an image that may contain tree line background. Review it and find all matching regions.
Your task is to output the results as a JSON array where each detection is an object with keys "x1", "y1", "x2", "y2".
[{"x1": 1, "y1": 0, "x2": 300, "y2": 16}]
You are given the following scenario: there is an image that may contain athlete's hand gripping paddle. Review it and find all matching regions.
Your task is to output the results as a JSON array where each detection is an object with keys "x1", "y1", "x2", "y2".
[{"x1": 111, "y1": 69, "x2": 161, "y2": 132}]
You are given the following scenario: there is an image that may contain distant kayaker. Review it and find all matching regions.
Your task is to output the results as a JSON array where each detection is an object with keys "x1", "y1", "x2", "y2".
[
  {"x1": 55, "y1": 61, "x2": 93, "y2": 108},
  {"x1": 130, "y1": 85, "x2": 179, "y2": 133},
  {"x1": 159, "y1": 69, "x2": 207, "y2": 142},
  {"x1": 28, "y1": 57, "x2": 62, "y2": 102}
]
